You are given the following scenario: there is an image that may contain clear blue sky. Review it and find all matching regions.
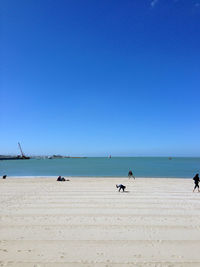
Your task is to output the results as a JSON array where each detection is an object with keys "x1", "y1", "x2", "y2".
[{"x1": 1, "y1": 0, "x2": 200, "y2": 156}]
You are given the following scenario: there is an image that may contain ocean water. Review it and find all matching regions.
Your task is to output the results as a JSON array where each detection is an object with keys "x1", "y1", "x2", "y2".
[{"x1": 0, "y1": 157, "x2": 200, "y2": 178}]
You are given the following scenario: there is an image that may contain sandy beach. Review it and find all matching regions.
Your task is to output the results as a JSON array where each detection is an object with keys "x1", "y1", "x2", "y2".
[{"x1": 0, "y1": 177, "x2": 200, "y2": 266}]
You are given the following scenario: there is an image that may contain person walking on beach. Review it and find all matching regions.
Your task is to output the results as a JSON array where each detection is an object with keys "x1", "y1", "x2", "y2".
[
  {"x1": 193, "y1": 173, "x2": 200, "y2": 192},
  {"x1": 116, "y1": 184, "x2": 126, "y2": 192},
  {"x1": 128, "y1": 170, "x2": 135, "y2": 179}
]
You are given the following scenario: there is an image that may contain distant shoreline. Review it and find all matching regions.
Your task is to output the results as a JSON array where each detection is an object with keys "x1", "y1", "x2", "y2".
[{"x1": 1, "y1": 156, "x2": 200, "y2": 159}]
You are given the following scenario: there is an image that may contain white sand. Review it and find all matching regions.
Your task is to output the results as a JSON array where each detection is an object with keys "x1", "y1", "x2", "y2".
[{"x1": 0, "y1": 177, "x2": 200, "y2": 266}]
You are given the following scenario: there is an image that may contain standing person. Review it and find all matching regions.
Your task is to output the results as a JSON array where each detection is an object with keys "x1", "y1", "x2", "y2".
[
  {"x1": 128, "y1": 170, "x2": 135, "y2": 179},
  {"x1": 193, "y1": 173, "x2": 200, "y2": 192}
]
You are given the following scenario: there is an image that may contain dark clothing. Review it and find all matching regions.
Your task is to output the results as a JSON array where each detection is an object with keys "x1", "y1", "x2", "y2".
[
  {"x1": 194, "y1": 184, "x2": 199, "y2": 189},
  {"x1": 57, "y1": 176, "x2": 62, "y2": 181},
  {"x1": 193, "y1": 174, "x2": 200, "y2": 185},
  {"x1": 116, "y1": 184, "x2": 126, "y2": 192},
  {"x1": 57, "y1": 176, "x2": 66, "y2": 181},
  {"x1": 193, "y1": 174, "x2": 200, "y2": 191},
  {"x1": 128, "y1": 170, "x2": 135, "y2": 179}
]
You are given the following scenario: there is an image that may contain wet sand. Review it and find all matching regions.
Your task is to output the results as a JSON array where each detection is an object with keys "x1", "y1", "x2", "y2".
[{"x1": 0, "y1": 177, "x2": 200, "y2": 266}]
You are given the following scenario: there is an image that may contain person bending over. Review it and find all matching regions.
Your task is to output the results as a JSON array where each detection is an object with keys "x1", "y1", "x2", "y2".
[
  {"x1": 116, "y1": 184, "x2": 126, "y2": 192},
  {"x1": 193, "y1": 173, "x2": 200, "y2": 192}
]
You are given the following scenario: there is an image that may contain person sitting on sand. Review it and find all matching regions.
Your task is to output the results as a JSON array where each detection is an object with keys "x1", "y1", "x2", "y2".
[
  {"x1": 57, "y1": 176, "x2": 68, "y2": 182},
  {"x1": 57, "y1": 176, "x2": 62, "y2": 181},
  {"x1": 2, "y1": 175, "x2": 7, "y2": 179},
  {"x1": 116, "y1": 184, "x2": 126, "y2": 192},
  {"x1": 193, "y1": 173, "x2": 200, "y2": 192},
  {"x1": 57, "y1": 176, "x2": 66, "y2": 181},
  {"x1": 128, "y1": 170, "x2": 135, "y2": 179}
]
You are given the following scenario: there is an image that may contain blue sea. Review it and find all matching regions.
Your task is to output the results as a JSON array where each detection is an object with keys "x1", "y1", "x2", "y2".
[{"x1": 0, "y1": 157, "x2": 200, "y2": 178}]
